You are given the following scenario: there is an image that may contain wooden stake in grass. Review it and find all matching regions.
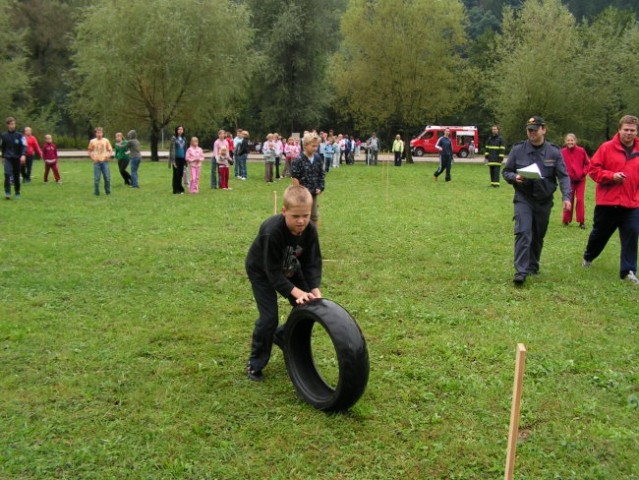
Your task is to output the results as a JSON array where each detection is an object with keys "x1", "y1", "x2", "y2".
[
  {"x1": 273, "y1": 191, "x2": 278, "y2": 215},
  {"x1": 505, "y1": 343, "x2": 527, "y2": 480}
]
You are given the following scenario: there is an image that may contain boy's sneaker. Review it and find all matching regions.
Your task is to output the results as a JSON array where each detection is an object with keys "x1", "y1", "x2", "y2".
[
  {"x1": 582, "y1": 259, "x2": 592, "y2": 268},
  {"x1": 246, "y1": 364, "x2": 264, "y2": 382},
  {"x1": 623, "y1": 271, "x2": 639, "y2": 285},
  {"x1": 4, "y1": 192, "x2": 10, "y2": 200},
  {"x1": 14, "y1": 194, "x2": 20, "y2": 199},
  {"x1": 513, "y1": 272, "x2": 526, "y2": 285}
]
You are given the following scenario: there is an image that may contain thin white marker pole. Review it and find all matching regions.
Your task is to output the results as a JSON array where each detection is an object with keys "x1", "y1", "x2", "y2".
[
  {"x1": 505, "y1": 343, "x2": 527, "y2": 480},
  {"x1": 273, "y1": 191, "x2": 278, "y2": 215}
]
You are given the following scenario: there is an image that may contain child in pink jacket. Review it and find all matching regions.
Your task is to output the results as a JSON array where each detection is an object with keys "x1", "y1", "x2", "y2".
[{"x1": 186, "y1": 136, "x2": 205, "y2": 193}]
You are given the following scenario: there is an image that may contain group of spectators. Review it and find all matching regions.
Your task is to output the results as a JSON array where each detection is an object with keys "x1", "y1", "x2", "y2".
[
  {"x1": 5, "y1": 114, "x2": 639, "y2": 290},
  {"x1": 168, "y1": 126, "x2": 251, "y2": 194},
  {"x1": 1, "y1": 117, "x2": 62, "y2": 199}
]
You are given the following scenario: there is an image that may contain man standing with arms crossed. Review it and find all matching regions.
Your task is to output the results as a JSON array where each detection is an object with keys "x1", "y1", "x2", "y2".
[
  {"x1": 502, "y1": 116, "x2": 571, "y2": 285},
  {"x1": 582, "y1": 114, "x2": 639, "y2": 285}
]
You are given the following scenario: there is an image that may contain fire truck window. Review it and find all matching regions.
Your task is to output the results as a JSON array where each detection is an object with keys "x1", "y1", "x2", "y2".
[{"x1": 423, "y1": 132, "x2": 433, "y2": 140}]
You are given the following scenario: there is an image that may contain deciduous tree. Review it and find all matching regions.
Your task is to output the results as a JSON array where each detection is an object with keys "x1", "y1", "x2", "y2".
[
  {"x1": 332, "y1": 0, "x2": 473, "y2": 135},
  {"x1": 70, "y1": 0, "x2": 253, "y2": 160},
  {"x1": 0, "y1": 0, "x2": 30, "y2": 122},
  {"x1": 577, "y1": 7, "x2": 639, "y2": 145},
  {"x1": 244, "y1": 0, "x2": 344, "y2": 135},
  {"x1": 485, "y1": 0, "x2": 581, "y2": 144}
]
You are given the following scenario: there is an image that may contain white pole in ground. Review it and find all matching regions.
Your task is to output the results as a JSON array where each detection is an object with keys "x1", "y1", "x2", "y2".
[
  {"x1": 505, "y1": 343, "x2": 527, "y2": 480},
  {"x1": 273, "y1": 191, "x2": 278, "y2": 215}
]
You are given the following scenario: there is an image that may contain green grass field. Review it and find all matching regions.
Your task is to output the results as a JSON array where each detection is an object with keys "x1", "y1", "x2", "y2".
[{"x1": 1, "y1": 158, "x2": 637, "y2": 479}]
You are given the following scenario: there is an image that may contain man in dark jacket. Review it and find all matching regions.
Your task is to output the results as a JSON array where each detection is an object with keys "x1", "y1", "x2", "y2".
[
  {"x1": 484, "y1": 125, "x2": 506, "y2": 187},
  {"x1": 433, "y1": 128, "x2": 454, "y2": 182},
  {"x1": 1, "y1": 117, "x2": 27, "y2": 200},
  {"x1": 502, "y1": 116, "x2": 571, "y2": 285}
]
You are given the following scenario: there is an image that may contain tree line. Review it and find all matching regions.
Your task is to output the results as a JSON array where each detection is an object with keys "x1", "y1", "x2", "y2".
[{"x1": 2, "y1": 0, "x2": 638, "y2": 159}]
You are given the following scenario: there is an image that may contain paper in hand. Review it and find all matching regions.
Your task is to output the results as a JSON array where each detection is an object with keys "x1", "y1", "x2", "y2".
[{"x1": 517, "y1": 163, "x2": 543, "y2": 180}]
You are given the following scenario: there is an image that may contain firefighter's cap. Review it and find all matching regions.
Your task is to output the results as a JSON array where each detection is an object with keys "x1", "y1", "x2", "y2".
[{"x1": 526, "y1": 116, "x2": 545, "y2": 130}]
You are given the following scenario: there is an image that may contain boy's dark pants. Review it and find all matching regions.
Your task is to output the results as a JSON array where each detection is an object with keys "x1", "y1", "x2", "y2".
[
  {"x1": 248, "y1": 274, "x2": 296, "y2": 372},
  {"x1": 118, "y1": 158, "x2": 132, "y2": 185},
  {"x1": 21, "y1": 154, "x2": 34, "y2": 182},
  {"x1": 4, "y1": 157, "x2": 21, "y2": 195}
]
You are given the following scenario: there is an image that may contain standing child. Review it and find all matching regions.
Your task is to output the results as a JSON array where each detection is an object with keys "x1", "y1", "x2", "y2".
[
  {"x1": 273, "y1": 133, "x2": 283, "y2": 180},
  {"x1": 333, "y1": 134, "x2": 342, "y2": 169},
  {"x1": 127, "y1": 130, "x2": 142, "y2": 188},
  {"x1": 211, "y1": 129, "x2": 226, "y2": 189},
  {"x1": 185, "y1": 136, "x2": 204, "y2": 193},
  {"x1": 22, "y1": 127, "x2": 43, "y2": 183},
  {"x1": 323, "y1": 136, "x2": 335, "y2": 173},
  {"x1": 217, "y1": 145, "x2": 232, "y2": 190},
  {"x1": 88, "y1": 127, "x2": 113, "y2": 196},
  {"x1": 42, "y1": 135, "x2": 61, "y2": 184},
  {"x1": 283, "y1": 136, "x2": 299, "y2": 178},
  {"x1": 114, "y1": 132, "x2": 131, "y2": 185},
  {"x1": 291, "y1": 131, "x2": 325, "y2": 226},
  {"x1": 263, "y1": 133, "x2": 276, "y2": 183},
  {"x1": 245, "y1": 185, "x2": 323, "y2": 381}
]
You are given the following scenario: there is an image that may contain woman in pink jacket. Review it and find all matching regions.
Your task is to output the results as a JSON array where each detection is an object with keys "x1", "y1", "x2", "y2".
[{"x1": 561, "y1": 133, "x2": 590, "y2": 229}]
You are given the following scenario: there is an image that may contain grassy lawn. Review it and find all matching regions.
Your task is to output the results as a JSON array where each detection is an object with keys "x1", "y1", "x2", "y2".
[{"x1": 1, "y1": 158, "x2": 638, "y2": 479}]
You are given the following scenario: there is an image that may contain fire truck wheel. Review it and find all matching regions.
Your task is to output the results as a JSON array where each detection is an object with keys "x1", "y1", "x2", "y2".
[{"x1": 283, "y1": 299, "x2": 369, "y2": 412}]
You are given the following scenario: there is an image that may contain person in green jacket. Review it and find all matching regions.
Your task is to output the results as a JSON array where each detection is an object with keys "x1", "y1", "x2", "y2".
[{"x1": 114, "y1": 132, "x2": 131, "y2": 186}]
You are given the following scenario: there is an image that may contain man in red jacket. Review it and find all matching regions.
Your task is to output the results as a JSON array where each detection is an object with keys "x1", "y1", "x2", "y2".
[{"x1": 582, "y1": 114, "x2": 639, "y2": 285}]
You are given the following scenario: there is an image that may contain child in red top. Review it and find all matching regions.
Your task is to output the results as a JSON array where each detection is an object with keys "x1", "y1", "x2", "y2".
[
  {"x1": 561, "y1": 133, "x2": 590, "y2": 228},
  {"x1": 22, "y1": 126, "x2": 43, "y2": 183},
  {"x1": 42, "y1": 134, "x2": 61, "y2": 184}
]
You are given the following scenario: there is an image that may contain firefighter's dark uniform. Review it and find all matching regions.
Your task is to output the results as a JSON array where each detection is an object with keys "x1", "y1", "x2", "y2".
[
  {"x1": 503, "y1": 139, "x2": 571, "y2": 279},
  {"x1": 484, "y1": 133, "x2": 506, "y2": 186}
]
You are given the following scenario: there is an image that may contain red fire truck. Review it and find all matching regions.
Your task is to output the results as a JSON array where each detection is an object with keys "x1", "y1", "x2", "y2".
[{"x1": 410, "y1": 125, "x2": 479, "y2": 158}]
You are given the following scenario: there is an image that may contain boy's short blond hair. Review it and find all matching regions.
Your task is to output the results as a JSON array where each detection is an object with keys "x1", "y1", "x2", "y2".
[
  {"x1": 283, "y1": 185, "x2": 312, "y2": 209},
  {"x1": 303, "y1": 131, "x2": 319, "y2": 145}
]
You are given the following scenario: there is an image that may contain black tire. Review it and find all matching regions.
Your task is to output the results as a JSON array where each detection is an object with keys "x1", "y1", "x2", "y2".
[
  {"x1": 458, "y1": 148, "x2": 468, "y2": 158},
  {"x1": 283, "y1": 299, "x2": 369, "y2": 412},
  {"x1": 414, "y1": 147, "x2": 424, "y2": 157}
]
